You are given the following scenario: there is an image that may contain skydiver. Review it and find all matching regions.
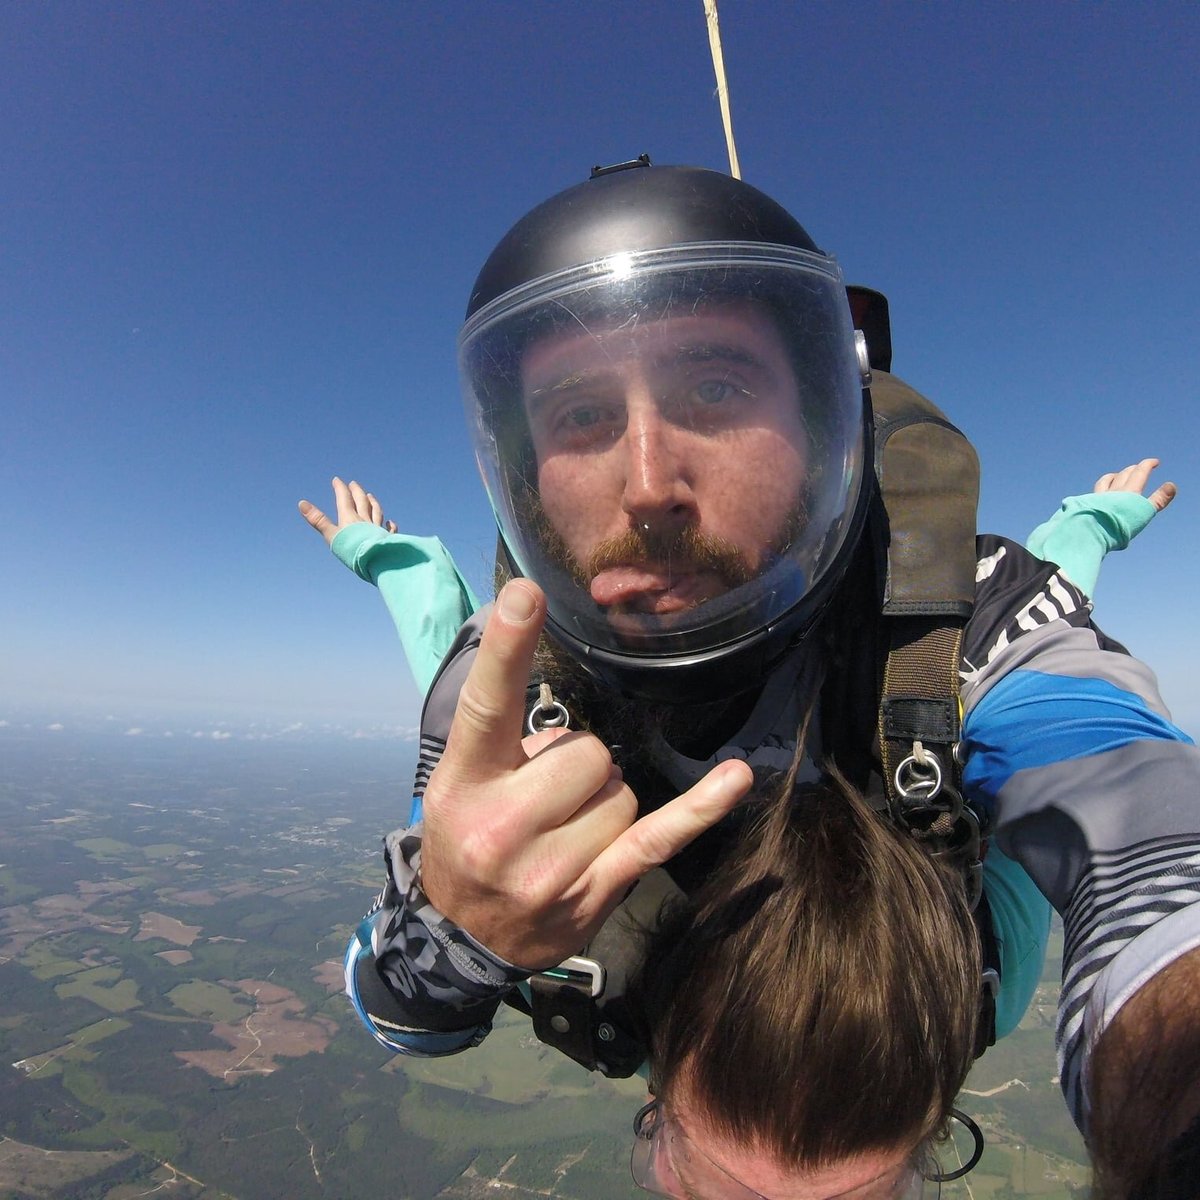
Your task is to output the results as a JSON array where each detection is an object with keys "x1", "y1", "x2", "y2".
[{"x1": 301, "y1": 162, "x2": 1194, "y2": 1198}]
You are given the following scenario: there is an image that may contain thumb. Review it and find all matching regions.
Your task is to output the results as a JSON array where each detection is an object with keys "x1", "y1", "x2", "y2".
[
  {"x1": 592, "y1": 759, "x2": 753, "y2": 894},
  {"x1": 1149, "y1": 481, "x2": 1177, "y2": 513},
  {"x1": 298, "y1": 499, "x2": 338, "y2": 546}
]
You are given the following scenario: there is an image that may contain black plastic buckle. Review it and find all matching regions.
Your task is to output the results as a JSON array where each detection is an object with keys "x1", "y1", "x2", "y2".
[{"x1": 529, "y1": 956, "x2": 608, "y2": 1072}]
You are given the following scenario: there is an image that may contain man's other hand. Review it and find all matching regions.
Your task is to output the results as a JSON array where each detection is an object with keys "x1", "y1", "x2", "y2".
[
  {"x1": 298, "y1": 477, "x2": 397, "y2": 546},
  {"x1": 419, "y1": 579, "x2": 754, "y2": 970},
  {"x1": 1093, "y1": 458, "x2": 1177, "y2": 513}
]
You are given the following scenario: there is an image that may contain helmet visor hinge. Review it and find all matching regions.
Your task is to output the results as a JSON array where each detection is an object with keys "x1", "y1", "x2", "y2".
[{"x1": 590, "y1": 154, "x2": 652, "y2": 179}]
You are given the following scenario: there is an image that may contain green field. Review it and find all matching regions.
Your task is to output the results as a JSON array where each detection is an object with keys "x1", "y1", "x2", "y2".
[
  {"x1": 167, "y1": 979, "x2": 251, "y2": 1023},
  {"x1": 141, "y1": 842, "x2": 188, "y2": 860},
  {"x1": 23, "y1": 941, "x2": 89, "y2": 981},
  {"x1": 75, "y1": 837, "x2": 135, "y2": 857},
  {"x1": 16, "y1": 1017, "x2": 132, "y2": 1078},
  {"x1": 56, "y1": 967, "x2": 141, "y2": 1013}
]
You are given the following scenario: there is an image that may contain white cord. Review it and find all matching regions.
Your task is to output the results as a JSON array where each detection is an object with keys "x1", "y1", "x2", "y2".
[{"x1": 703, "y1": 0, "x2": 741, "y2": 178}]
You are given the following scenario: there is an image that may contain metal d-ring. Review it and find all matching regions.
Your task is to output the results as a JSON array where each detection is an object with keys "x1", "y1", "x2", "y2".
[
  {"x1": 894, "y1": 749, "x2": 944, "y2": 802},
  {"x1": 527, "y1": 699, "x2": 570, "y2": 735}
]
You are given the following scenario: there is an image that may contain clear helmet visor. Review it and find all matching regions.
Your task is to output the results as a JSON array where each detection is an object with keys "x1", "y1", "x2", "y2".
[{"x1": 458, "y1": 243, "x2": 867, "y2": 667}]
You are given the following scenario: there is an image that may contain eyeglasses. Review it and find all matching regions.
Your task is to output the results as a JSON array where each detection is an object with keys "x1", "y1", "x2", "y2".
[{"x1": 630, "y1": 1100, "x2": 935, "y2": 1200}]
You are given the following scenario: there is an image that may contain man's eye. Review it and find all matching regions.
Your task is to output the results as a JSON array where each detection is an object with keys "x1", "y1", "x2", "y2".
[
  {"x1": 548, "y1": 402, "x2": 622, "y2": 446},
  {"x1": 562, "y1": 405, "x2": 605, "y2": 429},
  {"x1": 692, "y1": 378, "x2": 748, "y2": 406}
]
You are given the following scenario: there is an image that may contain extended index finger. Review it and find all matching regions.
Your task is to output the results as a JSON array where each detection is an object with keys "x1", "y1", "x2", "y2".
[
  {"x1": 591, "y1": 759, "x2": 754, "y2": 895},
  {"x1": 441, "y1": 580, "x2": 547, "y2": 779}
]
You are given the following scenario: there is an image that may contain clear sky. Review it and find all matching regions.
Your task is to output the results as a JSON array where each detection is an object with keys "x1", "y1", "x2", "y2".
[{"x1": 3, "y1": 1, "x2": 1197, "y2": 738}]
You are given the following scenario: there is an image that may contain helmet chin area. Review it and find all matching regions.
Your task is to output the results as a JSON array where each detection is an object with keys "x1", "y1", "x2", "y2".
[{"x1": 461, "y1": 237, "x2": 868, "y2": 701}]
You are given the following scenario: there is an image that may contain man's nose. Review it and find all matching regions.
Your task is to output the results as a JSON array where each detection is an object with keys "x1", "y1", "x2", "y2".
[{"x1": 620, "y1": 403, "x2": 698, "y2": 532}]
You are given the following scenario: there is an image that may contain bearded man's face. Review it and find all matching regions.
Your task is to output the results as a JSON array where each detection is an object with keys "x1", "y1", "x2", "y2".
[{"x1": 519, "y1": 301, "x2": 809, "y2": 636}]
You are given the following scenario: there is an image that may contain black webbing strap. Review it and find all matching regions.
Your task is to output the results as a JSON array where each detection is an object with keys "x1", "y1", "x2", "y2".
[
  {"x1": 973, "y1": 890, "x2": 1000, "y2": 1059},
  {"x1": 878, "y1": 617, "x2": 965, "y2": 833}
]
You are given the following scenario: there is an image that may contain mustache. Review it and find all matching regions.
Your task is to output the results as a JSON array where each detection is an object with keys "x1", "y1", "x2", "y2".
[{"x1": 586, "y1": 525, "x2": 754, "y2": 589}]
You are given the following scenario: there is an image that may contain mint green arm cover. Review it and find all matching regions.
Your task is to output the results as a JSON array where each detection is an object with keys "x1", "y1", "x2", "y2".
[
  {"x1": 983, "y1": 848, "x2": 1053, "y2": 1039},
  {"x1": 331, "y1": 524, "x2": 480, "y2": 696},
  {"x1": 1024, "y1": 491, "x2": 1156, "y2": 597}
]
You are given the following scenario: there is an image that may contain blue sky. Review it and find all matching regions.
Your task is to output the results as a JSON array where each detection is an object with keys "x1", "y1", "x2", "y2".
[{"x1": 3, "y1": 1, "x2": 1197, "y2": 737}]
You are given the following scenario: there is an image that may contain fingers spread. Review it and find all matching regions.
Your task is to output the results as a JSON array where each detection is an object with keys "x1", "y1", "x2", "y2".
[
  {"x1": 1096, "y1": 459, "x2": 1161, "y2": 496},
  {"x1": 591, "y1": 759, "x2": 753, "y2": 894},
  {"x1": 442, "y1": 581, "x2": 546, "y2": 779}
]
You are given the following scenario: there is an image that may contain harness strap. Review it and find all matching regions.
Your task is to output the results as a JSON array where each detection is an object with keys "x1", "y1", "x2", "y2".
[
  {"x1": 974, "y1": 889, "x2": 1001, "y2": 1057},
  {"x1": 879, "y1": 617, "x2": 964, "y2": 823}
]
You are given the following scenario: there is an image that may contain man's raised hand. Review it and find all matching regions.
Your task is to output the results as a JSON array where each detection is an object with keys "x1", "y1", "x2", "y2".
[
  {"x1": 419, "y1": 580, "x2": 754, "y2": 971},
  {"x1": 298, "y1": 477, "x2": 398, "y2": 545},
  {"x1": 1094, "y1": 458, "x2": 1178, "y2": 513}
]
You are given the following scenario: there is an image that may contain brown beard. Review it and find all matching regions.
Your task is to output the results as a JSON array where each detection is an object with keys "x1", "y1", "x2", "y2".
[
  {"x1": 522, "y1": 487, "x2": 807, "y2": 601},
  {"x1": 585, "y1": 525, "x2": 753, "y2": 593},
  {"x1": 505, "y1": 486, "x2": 811, "y2": 786}
]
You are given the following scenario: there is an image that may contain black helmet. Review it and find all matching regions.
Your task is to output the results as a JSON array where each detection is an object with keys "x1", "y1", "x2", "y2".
[{"x1": 458, "y1": 160, "x2": 871, "y2": 703}]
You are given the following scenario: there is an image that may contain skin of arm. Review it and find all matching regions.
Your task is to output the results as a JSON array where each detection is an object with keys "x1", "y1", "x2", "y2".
[{"x1": 1088, "y1": 946, "x2": 1200, "y2": 1197}]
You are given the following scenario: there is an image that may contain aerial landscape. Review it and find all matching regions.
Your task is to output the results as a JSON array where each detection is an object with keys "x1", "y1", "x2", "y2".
[
  {"x1": 4, "y1": 3, "x2": 1195, "y2": 1196},
  {"x1": 2, "y1": 717, "x2": 1090, "y2": 1199}
]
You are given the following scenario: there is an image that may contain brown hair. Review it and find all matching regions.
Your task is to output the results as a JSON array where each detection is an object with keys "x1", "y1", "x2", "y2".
[{"x1": 635, "y1": 764, "x2": 980, "y2": 1169}]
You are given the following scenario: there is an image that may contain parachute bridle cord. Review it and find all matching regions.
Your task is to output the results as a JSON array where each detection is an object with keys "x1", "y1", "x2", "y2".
[
  {"x1": 703, "y1": 0, "x2": 741, "y2": 179},
  {"x1": 527, "y1": 681, "x2": 571, "y2": 735}
]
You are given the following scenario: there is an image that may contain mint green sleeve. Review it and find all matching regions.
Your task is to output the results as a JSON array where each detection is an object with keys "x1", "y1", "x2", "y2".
[
  {"x1": 330, "y1": 524, "x2": 481, "y2": 696},
  {"x1": 981, "y1": 848, "x2": 1052, "y2": 1039},
  {"x1": 1024, "y1": 491, "x2": 1156, "y2": 598}
]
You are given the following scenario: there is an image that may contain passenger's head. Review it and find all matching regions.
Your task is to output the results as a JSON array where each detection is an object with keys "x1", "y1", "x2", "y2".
[
  {"x1": 631, "y1": 769, "x2": 981, "y2": 1199},
  {"x1": 459, "y1": 161, "x2": 871, "y2": 703}
]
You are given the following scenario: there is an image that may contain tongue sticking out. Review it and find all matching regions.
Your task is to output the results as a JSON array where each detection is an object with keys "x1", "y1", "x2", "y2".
[
  {"x1": 590, "y1": 567, "x2": 671, "y2": 608},
  {"x1": 590, "y1": 566, "x2": 725, "y2": 613}
]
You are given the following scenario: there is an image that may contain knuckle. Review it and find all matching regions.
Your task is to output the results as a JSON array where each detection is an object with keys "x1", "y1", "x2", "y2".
[
  {"x1": 615, "y1": 785, "x2": 639, "y2": 824},
  {"x1": 574, "y1": 732, "x2": 615, "y2": 778},
  {"x1": 631, "y1": 818, "x2": 672, "y2": 863},
  {"x1": 453, "y1": 826, "x2": 504, "y2": 880},
  {"x1": 452, "y1": 685, "x2": 509, "y2": 737}
]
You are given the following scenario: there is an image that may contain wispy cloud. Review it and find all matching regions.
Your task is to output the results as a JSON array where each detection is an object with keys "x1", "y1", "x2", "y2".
[{"x1": 3, "y1": 711, "x2": 419, "y2": 745}]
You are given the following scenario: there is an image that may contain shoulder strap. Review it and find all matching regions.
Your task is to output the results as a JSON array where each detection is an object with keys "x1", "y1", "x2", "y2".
[{"x1": 867, "y1": 372, "x2": 985, "y2": 902}]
